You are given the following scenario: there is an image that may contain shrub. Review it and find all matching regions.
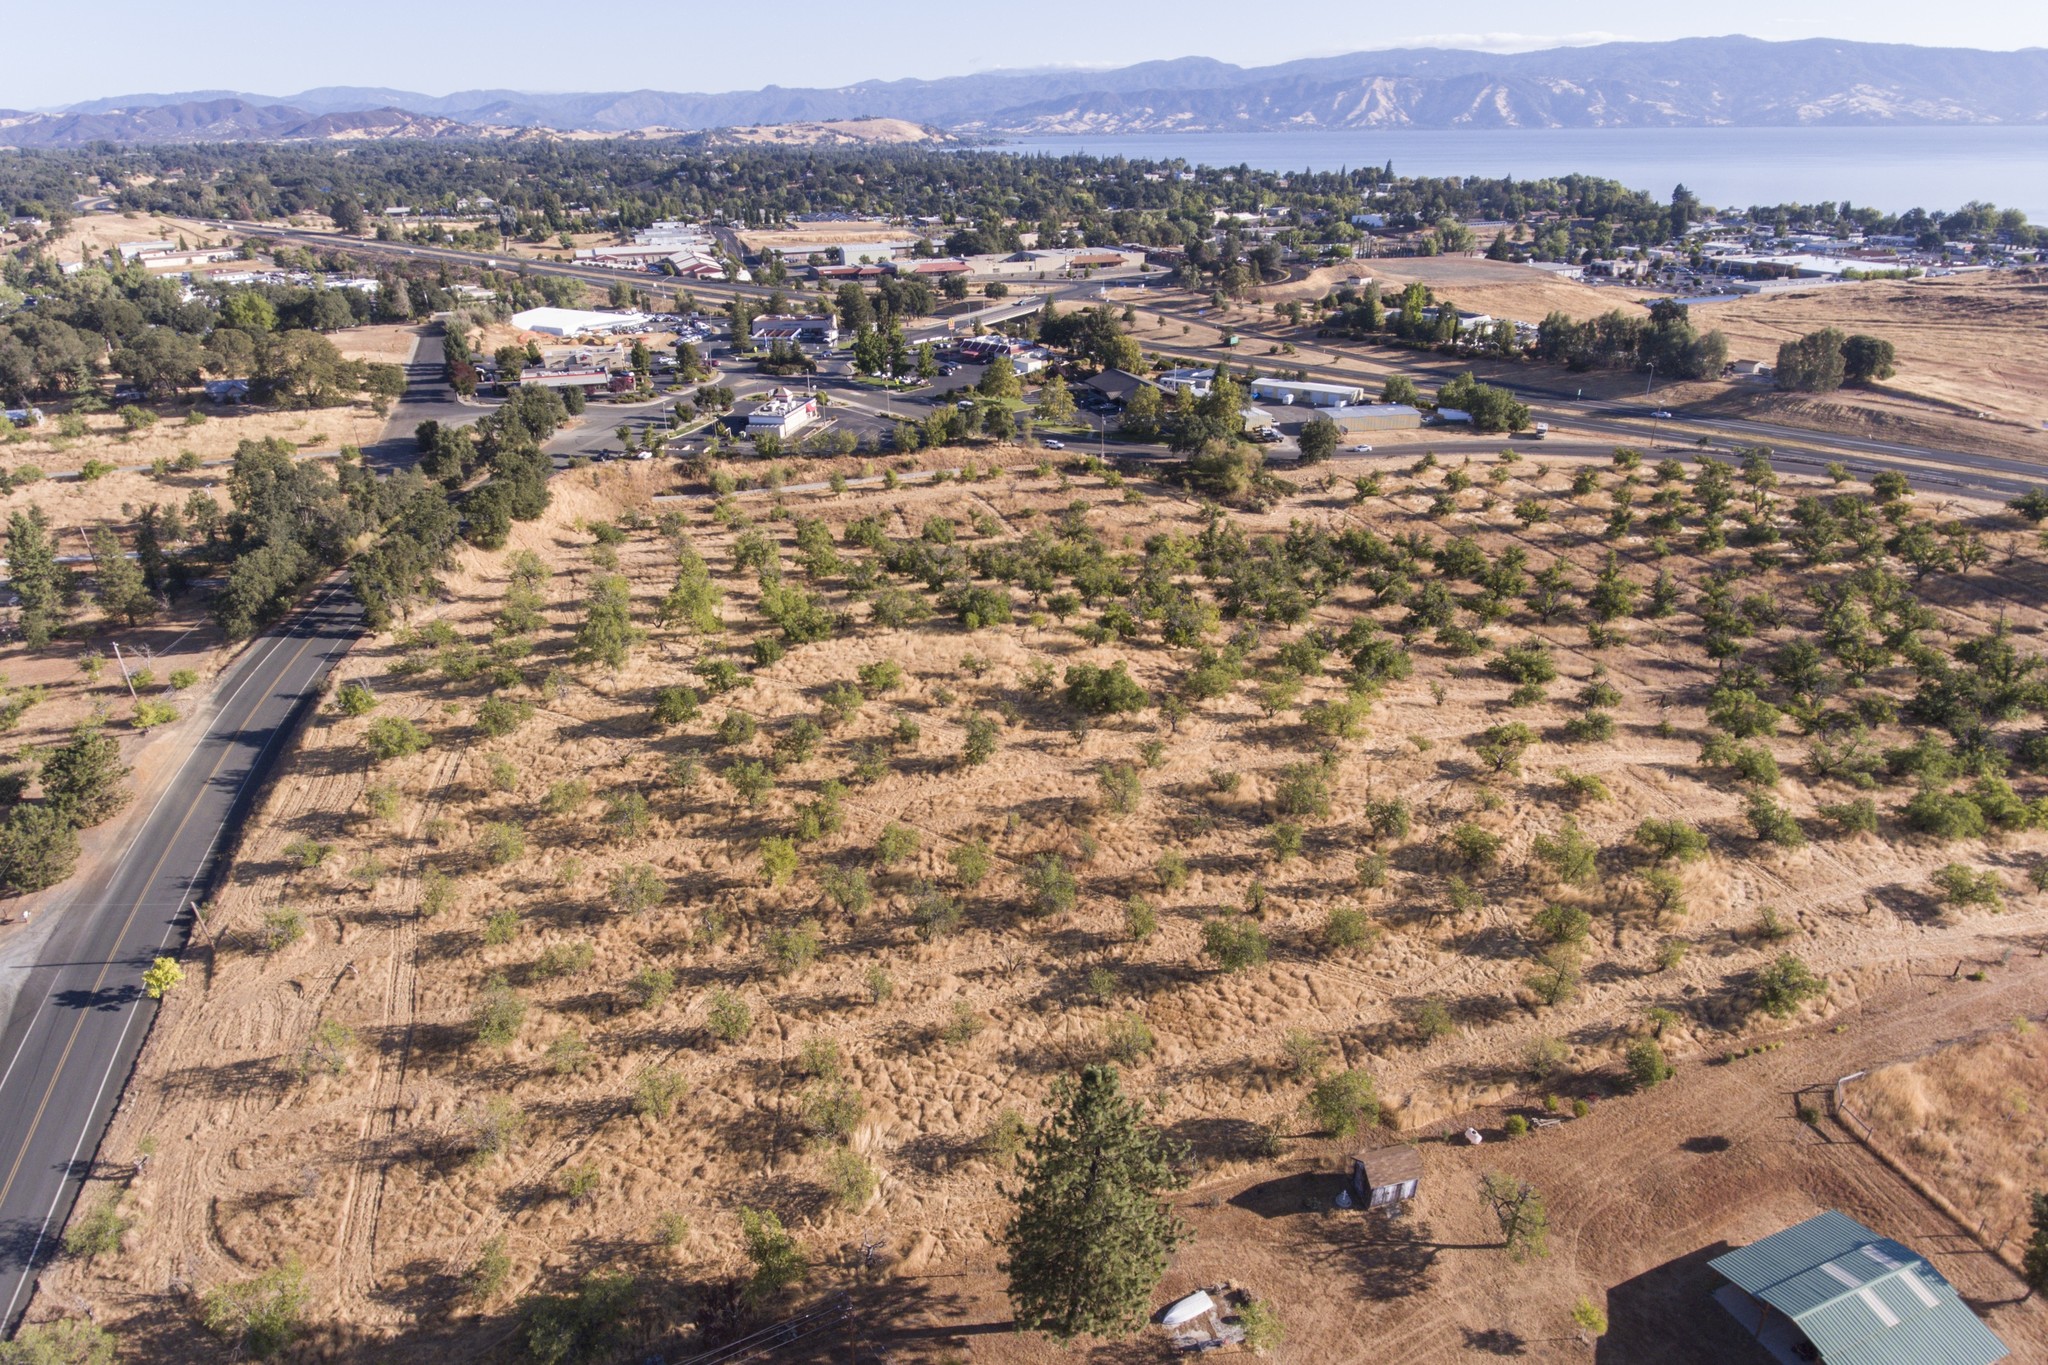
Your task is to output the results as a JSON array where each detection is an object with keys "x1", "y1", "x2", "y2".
[
  {"x1": 1744, "y1": 794, "x2": 1806, "y2": 847},
  {"x1": 602, "y1": 789, "x2": 652, "y2": 841},
  {"x1": 533, "y1": 939, "x2": 595, "y2": 979},
  {"x1": 479, "y1": 821, "x2": 525, "y2": 865},
  {"x1": 1123, "y1": 895, "x2": 1159, "y2": 941},
  {"x1": 707, "y1": 988, "x2": 753, "y2": 1043},
  {"x1": 260, "y1": 906, "x2": 306, "y2": 953},
  {"x1": 1731, "y1": 744, "x2": 1780, "y2": 787},
  {"x1": 634, "y1": 1065, "x2": 690, "y2": 1119},
  {"x1": 1532, "y1": 903, "x2": 1591, "y2": 945},
  {"x1": 545, "y1": 1032, "x2": 591, "y2": 1075},
  {"x1": 607, "y1": 862, "x2": 664, "y2": 914},
  {"x1": 910, "y1": 883, "x2": 964, "y2": 940},
  {"x1": 1239, "y1": 1299, "x2": 1285, "y2": 1353},
  {"x1": 466, "y1": 1236, "x2": 512, "y2": 1301},
  {"x1": 1325, "y1": 904, "x2": 1378, "y2": 952},
  {"x1": 760, "y1": 836, "x2": 800, "y2": 887},
  {"x1": 1410, "y1": 995, "x2": 1457, "y2": 1042},
  {"x1": 1103, "y1": 1013, "x2": 1156, "y2": 1063},
  {"x1": 626, "y1": 967, "x2": 677, "y2": 1013},
  {"x1": 200, "y1": 1257, "x2": 309, "y2": 1359},
  {"x1": 1156, "y1": 849, "x2": 1189, "y2": 891},
  {"x1": 1022, "y1": 855, "x2": 1078, "y2": 916},
  {"x1": 825, "y1": 1149, "x2": 877, "y2": 1211},
  {"x1": 474, "y1": 696, "x2": 533, "y2": 738},
  {"x1": 1635, "y1": 818, "x2": 1708, "y2": 863},
  {"x1": 1531, "y1": 819, "x2": 1599, "y2": 886},
  {"x1": 1355, "y1": 851, "x2": 1389, "y2": 889},
  {"x1": 948, "y1": 840, "x2": 991, "y2": 888},
  {"x1": 1931, "y1": 863, "x2": 2003, "y2": 911},
  {"x1": 1096, "y1": 761, "x2": 1143, "y2": 816},
  {"x1": 1561, "y1": 711, "x2": 1616, "y2": 744},
  {"x1": 474, "y1": 976, "x2": 524, "y2": 1048},
  {"x1": 1365, "y1": 797, "x2": 1412, "y2": 840},
  {"x1": 1273, "y1": 761, "x2": 1334, "y2": 820},
  {"x1": 1305, "y1": 1069, "x2": 1379, "y2": 1137},
  {"x1": 873, "y1": 822, "x2": 920, "y2": 867},
  {"x1": 1064, "y1": 661, "x2": 1148, "y2": 715},
  {"x1": 1902, "y1": 789, "x2": 1988, "y2": 841},
  {"x1": 363, "y1": 781, "x2": 402, "y2": 822},
  {"x1": 1754, "y1": 953, "x2": 1825, "y2": 1017},
  {"x1": 1201, "y1": 917, "x2": 1270, "y2": 972},
  {"x1": 296, "y1": 1019, "x2": 360, "y2": 1080},
  {"x1": 1470, "y1": 721, "x2": 1537, "y2": 775},
  {"x1": 482, "y1": 907, "x2": 519, "y2": 945},
  {"x1": 651, "y1": 685, "x2": 700, "y2": 727},
  {"x1": 363, "y1": 716, "x2": 431, "y2": 762},
  {"x1": 543, "y1": 778, "x2": 589, "y2": 815},
  {"x1": 1626, "y1": 1037, "x2": 1673, "y2": 1088},
  {"x1": 1448, "y1": 822, "x2": 1503, "y2": 869},
  {"x1": 334, "y1": 681, "x2": 377, "y2": 716},
  {"x1": 1656, "y1": 938, "x2": 1689, "y2": 971},
  {"x1": 283, "y1": 837, "x2": 332, "y2": 869},
  {"x1": 1822, "y1": 797, "x2": 1882, "y2": 837},
  {"x1": 1503, "y1": 1114, "x2": 1530, "y2": 1139},
  {"x1": 767, "y1": 919, "x2": 824, "y2": 975},
  {"x1": 61, "y1": 1198, "x2": 132, "y2": 1260}
]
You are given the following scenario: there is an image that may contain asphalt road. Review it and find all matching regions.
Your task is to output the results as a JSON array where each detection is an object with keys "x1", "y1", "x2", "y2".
[{"x1": 0, "y1": 585, "x2": 362, "y2": 1330}]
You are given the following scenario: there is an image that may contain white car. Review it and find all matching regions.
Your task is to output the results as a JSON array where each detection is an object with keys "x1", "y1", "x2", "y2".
[
  {"x1": 1043, "y1": 438, "x2": 1065, "y2": 450},
  {"x1": 1651, "y1": 409, "x2": 1674, "y2": 419},
  {"x1": 1348, "y1": 443, "x2": 1374, "y2": 453}
]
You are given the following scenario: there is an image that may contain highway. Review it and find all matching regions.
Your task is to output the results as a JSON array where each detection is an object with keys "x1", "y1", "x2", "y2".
[{"x1": 0, "y1": 586, "x2": 363, "y2": 1330}]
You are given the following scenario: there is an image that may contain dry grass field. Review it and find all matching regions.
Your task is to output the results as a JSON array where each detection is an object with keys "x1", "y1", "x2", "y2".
[
  {"x1": 1852, "y1": 1021, "x2": 2048, "y2": 1255},
  {"x1": 1271, "y1": 259, "x2": 1652, "y2": 336},
  {"x1": 32, "y1": 444, "x2": 2048, "y2": 1361}
]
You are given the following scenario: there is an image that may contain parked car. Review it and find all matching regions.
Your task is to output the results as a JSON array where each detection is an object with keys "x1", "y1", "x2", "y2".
[{"x1": 938, "y1": 363, "x2": 959, "y2": 376}]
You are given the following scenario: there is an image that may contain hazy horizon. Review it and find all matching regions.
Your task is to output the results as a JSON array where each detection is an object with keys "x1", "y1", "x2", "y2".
[{"x1": 11, "y1": 11, "x2": 2048, "y2": 111}]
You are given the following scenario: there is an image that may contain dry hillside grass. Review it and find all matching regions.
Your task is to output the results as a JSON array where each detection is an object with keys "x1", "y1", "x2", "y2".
[
  {"x1": 1853, "y1": 1020, "x2": 2048, "y2": 1252},
  {"x1": 36, "y1": 446, "x2": 2048, "y2": 1360},
  {"x1": 1705, "y1": 273, "x2": 2048, "y2": 427}
]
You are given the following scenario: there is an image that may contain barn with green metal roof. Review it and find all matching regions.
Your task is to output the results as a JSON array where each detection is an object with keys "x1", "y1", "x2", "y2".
[{"x1": 1709, "y1": 1210, "x2": 2008, "y2": 1365}]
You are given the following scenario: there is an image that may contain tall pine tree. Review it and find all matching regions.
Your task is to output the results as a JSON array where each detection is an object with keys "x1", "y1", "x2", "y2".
[
  {"x1": 1002, "y1": 1065, "x2": 1187, "y2": 1342},
  {"x1": 90, "y1": 523, "x2": 153, "y2": 624},
  {"x1": 7, "y1": 507, "x2": 65, "y2": 647}
]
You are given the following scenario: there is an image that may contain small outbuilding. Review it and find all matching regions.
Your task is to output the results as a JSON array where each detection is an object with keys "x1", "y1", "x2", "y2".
[{"x1": 1350, "y1": 1146, "x2": 1422, "y2": 1210}]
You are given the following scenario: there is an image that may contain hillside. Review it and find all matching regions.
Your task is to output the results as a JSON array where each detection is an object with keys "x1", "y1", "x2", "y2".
[
  {"x1": 23, "y1": 37, "x2": 2048, "y2": 144},
  {"x1": 32, "y1": 444, "x2": 2048, "y2": 1360}
]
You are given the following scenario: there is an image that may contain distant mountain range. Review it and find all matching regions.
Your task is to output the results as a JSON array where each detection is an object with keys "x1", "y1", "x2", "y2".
[{"x1": 6, "y1": 37, "x2": 2048, "y2": 147}]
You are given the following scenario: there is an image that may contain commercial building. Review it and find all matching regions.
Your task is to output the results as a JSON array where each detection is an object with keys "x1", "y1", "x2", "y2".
[
  {"x1": 509, "y1": 307, "x2": 654, "y2": 338},
  {"x1": 750, "y1": 315, "x2": 839, "y2": 348},
  {"x1": 1248, "y1": 377, "x2": 1366, "y2": 408},
  {"x1": 887, "y1": 258, "x2": 972, "y2": 277},
  {"x1": 1327, "y1": 403, "x2": 1423, "y2": 433},
  {"x1": 1710, "y1": 1210, "x2": 2008, "y2": 1365},
  {"x1": 1156, "y1": 368, "x2": 1216, "y2": 397},
  {"x1": 518, "y1": 369, "x2": 611, "y2": 394},
  {"x1": 747, "y1": 389, "x2": 820, "y2": 440}
]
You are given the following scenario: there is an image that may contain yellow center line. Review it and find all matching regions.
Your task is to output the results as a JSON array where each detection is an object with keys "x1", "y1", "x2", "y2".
[{"x1": 0, "y1": 610, "x2": 334, "y2": 1213}]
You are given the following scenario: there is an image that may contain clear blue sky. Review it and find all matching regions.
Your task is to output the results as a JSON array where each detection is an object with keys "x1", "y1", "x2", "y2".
[{"x1": 13, "y1": 1, "x2": 2047, "y2": 108}]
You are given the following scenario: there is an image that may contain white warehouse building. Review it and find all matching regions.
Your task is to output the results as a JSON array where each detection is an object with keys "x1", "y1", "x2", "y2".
[
  {"x1": 1249, "y1": 377, "x2": 1367, "y2": 408},
  {"x1": 509, "y1": 307, "x2": 654, "y2": 337}
]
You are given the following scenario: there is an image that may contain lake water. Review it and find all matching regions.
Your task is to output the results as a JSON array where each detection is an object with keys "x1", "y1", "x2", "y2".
[{"x1": 990, "y1": 127, "x2": 2048, "y2": 219}]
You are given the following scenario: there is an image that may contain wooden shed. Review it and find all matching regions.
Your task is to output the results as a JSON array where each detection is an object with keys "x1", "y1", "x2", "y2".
[{"x1": 1350, "y1": 1146, "x2": 1422, "y2": 1209}]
